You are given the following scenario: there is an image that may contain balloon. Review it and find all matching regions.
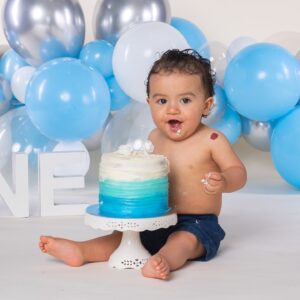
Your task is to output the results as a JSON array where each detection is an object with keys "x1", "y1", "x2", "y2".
[
  {"x1": 202, "y1": 84, "x2": 227, "y2": 126},
  {"x1": 79, "y1": 40, "x2": 114, "y2": 78},
  {"x1": 0, "y1": 49, "x2": 28, "y2": 82},
  {"x1": 0, "y1": 75, "x2": 12, "y2": 116},
  {"x1": 107, "y1": 76, "x2": 130, "y2": 111},
  {"x1": 0, "y1": 109, "x2": 13, "y2": 170},
  {"x1": 10, "y1": 107, "x2": 57, "y2": 168},
  {"x1": 101, "y1": 101, "x2": 155, "y2": 153},
  {"x1": 224, "y1": 43, "x2": 300, "y2": 121},
  {"x1": 212, "y1": 107, "x2": 241, "y2": 144},
  {"x1": 3, "y1": 0, "x2": 85, "y2": 66},
  {"x1": 271, "y1": 106, "x2": 300, "y2": 189},
  {"x1": 241, "y1": 117, "x2": 274, "y2": 152},
  {"x1": 11, "y1": 66, "x2": 36, "y2": 103},
  {"x1": 199, "y1": 41, "x2": 228, "y2": 86},
  {"x1": 170, "y1": 17, "x2": 209, "y2": 58},
  {"x1": 82, "y1": 114, "x2": 112, "y2": 151},
  {"x1": 93, "y1": 0, "x2": 171, "y2": 45},
  {"x1": 52, "y1": 141, "x2": 90, "y2": 177},
  {"x1": 26, "y1": 58, "x2": 111, "y2": 141},
  {"x1": 112, "y1": 22, "x2": 189, "y2": 102},
  {"x1": 265, "y1": 31, "x2": 300, "y2": 55},
  {"x1": 227, "y1": 36, "x2": 256, "y2": 62}
]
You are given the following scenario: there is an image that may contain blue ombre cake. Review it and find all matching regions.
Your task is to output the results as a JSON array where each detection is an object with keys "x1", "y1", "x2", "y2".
[{"x1": 99, "y1": 140, "x2": 170, "y2": 218}]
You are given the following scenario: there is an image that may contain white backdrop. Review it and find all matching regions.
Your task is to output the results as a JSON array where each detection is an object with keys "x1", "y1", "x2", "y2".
[{"x1": 0, "y1": 0, "x2": 299, "y2": 46}]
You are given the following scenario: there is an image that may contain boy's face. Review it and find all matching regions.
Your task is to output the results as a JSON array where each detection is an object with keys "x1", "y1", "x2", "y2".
[{"x1": 147, "y1": 71, "x2": 213, "y2": 141}]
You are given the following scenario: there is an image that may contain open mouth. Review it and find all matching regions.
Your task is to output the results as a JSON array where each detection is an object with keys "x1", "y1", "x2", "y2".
[{"x1": 168, "y1": 119, "x2": 182, "y2": 133}]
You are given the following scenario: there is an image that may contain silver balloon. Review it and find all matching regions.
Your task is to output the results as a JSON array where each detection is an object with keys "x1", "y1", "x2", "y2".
[
  {"x1": 93, "y1": 0, "x2": 171, "y2": 45},
  {"x1": 3, "y1": 0, "x2": 85, "y2": 66},
  {"x1": 241, "y1": 117, "x2": 274, "y2": 152}
]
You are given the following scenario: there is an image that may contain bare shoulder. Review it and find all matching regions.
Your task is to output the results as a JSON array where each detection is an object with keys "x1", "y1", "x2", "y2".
[{"x1": 195, "y1": 126, "x2": 229, "y2": 146}]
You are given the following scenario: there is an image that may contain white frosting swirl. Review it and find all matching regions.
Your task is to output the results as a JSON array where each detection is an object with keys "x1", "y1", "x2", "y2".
[{"x1": 100, "y1": 140, "x2": 169, "y2": 181}]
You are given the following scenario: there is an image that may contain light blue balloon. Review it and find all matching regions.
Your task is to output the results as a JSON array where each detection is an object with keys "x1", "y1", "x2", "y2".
[
  {"x1": 79, "y1": 40, "x2": 114, "y2": 78},
  {"x1": 26, "y1": 58, "x2": 111, "y2": 141},
  {"x1": 107, "y1": 76, "x2": 130, "y2": 111},
  {"x1": 271, "y1": 106, "x2": 300, "y2": 189},
  {"x1": 212, "y1": 106, "x2": 241, "y2": 144},
  {"x1": 171, "y1": 17, "x2": 209, "y2": 59},
  {"x1": 224, "y1": 43, "x2": 300, "y2": 121},
  {"x1": 0, "y1": 49, "x2": 28, "y2": 81}
]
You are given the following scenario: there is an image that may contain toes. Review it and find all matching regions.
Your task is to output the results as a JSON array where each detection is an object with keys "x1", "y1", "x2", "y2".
[
  {"x1": 40, "y1": 235, "x2": 51, "y2": 243},
  {"x1": 152, "y1": 256, "x2": 162, "y2": 267}
]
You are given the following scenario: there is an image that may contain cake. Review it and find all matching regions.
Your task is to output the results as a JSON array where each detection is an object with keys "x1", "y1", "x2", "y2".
[{"x1": 98, "y1": 140, "x2": 170, "y2": 218}]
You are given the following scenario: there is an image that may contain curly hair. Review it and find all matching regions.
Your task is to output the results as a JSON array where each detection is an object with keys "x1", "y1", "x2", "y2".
[{"x1": 146, "y1": 49, "x2": 215, "y2": 98}]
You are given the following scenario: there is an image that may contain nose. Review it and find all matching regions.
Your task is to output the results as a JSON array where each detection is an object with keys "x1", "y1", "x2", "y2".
[{"x1": 166, "y1": 101, "x2": 180, "y2": 114}]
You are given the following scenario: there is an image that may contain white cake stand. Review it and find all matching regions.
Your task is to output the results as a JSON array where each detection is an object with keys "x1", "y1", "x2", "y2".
[{"x1": 85, "y1": 204, "x2": 177, "y2": 269}]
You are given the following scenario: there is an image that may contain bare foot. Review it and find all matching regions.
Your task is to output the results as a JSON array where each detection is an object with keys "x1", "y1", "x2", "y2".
[
  {"x1": 39, "y1": 236, "x2": 84, "y2": 267},
  {"x1": 141, "y1": 254, "x2": 170, "y2": 280}
]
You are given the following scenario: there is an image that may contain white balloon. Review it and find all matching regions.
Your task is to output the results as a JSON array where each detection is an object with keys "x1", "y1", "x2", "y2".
[
  {"x1": 11, "y1": 66, "x2": 36, "y2": 103},
  {"x1": 112, "y1": 22, "x2": 189, "y2": 102},
  {"x1": 82, "y1": 114, "x2": 112, "y2": 151},
  {"x1": 200, "y1": 41, "x2": 228, "y2": 86},
  {"x1": 52, "y1": 141, "x2": 90, "y2": 177},
  {"x1": 101, "y1": 101, "x2": 155, "y2": 153},
  {"x1": 0, "y1": 109, "x2": 13, "y2": 170},
  {"x1": 227, "y1": 36, "x2": 256, "y2": 62}
]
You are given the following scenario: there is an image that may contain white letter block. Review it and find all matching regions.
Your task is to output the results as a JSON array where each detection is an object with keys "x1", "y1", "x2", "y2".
[
  {"x1": 0, "y1": 153, "x2": 29, "y2": 217},
  {"x1": 39, "y1": 152, "x2": 89, "y2": 216}
]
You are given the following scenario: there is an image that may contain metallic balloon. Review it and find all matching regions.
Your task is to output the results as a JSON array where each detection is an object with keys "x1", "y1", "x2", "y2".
[
  {"x1": 93, "y1": 0, "x2": 171, "y2": 45},
  {"x1": 3, "y1": 0, "x2": 85, "y2": 66},
  {"x1": 242, "y1": 117, "x2": 274, "y2": 152}
]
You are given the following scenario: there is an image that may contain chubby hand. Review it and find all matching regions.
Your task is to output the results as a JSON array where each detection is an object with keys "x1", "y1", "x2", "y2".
[{"x1": 201, "y1": 172, "x2": 226, "y2": 194}]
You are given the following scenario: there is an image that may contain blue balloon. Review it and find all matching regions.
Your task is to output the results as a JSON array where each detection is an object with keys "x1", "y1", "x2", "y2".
[
  {"x1": 170, "y1": 17, "x2": 209, "y2": 59},
  {"x1": 79, "y1": 40, "x2": 114, "y2": 78},
  {"x1": 224, "y1": 43, "x2": 300, "y2": 121},
  {"x1": 0, "y1": 49, "x2": 28, "y2": 81},
  {"x1": 271, "y1": 106, "x2": 300, "y2": 189},
  {"x1": 212, "y1": 106, "x2": 241, "y2": 144},
  {"x1": 107, "y1": 76, "x2": 130, "y2": 111},
  {"x1": 26, "y1": 58, "x2": 111, "y2": 141}
]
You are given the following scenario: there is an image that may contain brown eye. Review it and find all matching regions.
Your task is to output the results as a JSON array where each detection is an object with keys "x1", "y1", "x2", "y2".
[
  {"x1": 158, "y1": 98, "x2": 167, "y2": 105},
  {"x1": 180, "y1": 97, "x2": 191, "y2": 104}
]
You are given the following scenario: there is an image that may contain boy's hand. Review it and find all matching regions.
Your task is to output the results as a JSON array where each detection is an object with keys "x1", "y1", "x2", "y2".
[{"x1": 201, "y1": 172, "x2": 226, "y2": 194}]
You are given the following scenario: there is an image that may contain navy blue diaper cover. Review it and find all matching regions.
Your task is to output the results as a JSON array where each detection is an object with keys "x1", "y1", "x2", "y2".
[{"x1": 140, "y1": 214, "x2": 225, "y2": 261}]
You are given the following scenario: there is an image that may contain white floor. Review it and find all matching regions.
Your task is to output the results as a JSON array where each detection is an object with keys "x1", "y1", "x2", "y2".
[
  {"x1": 1, "y1": 139, "x2": 300, "y2": 299},
  {"x1": 0, "y1": 194, "x2": 300, "y2": 300}
]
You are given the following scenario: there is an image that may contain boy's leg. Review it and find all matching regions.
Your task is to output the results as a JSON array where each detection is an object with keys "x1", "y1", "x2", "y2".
[
  {"x1": 141, "y1": 230, "x2": 204, "y2": 279},
  {"x1": 39, "y1": 231, "x2": 122, "y2": 267}
]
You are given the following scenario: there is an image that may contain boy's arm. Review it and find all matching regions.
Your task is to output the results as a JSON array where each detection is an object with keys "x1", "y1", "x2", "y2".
[{"x1": 203, "y1": 131, "x2": 247, "y2": 194}]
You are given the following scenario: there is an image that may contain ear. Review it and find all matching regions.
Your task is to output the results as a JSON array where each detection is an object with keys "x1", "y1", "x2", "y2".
[
  {"x1": 203, "y1": 97, "x2": 214, "y2": 116},
  {"x1": 146, "y1": 97, "x2": 150, "y2": 104}
]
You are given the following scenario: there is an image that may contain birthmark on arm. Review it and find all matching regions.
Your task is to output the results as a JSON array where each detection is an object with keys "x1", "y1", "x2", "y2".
[{"x1": 210, "y1": 132, "x2": 219, "y2": 140}]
